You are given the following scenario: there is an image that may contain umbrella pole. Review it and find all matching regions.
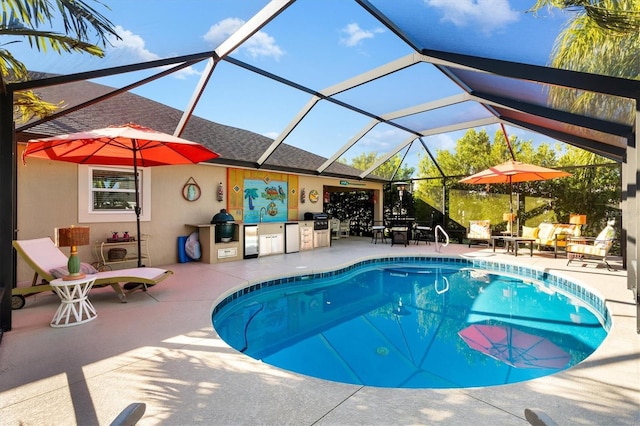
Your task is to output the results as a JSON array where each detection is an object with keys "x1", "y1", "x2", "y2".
[
  {"x1": 509, "y1": 178, "x2": 514, "y2": 237},
  {"x1": 133, "y1": 143, "x2": 143, "y2": 267}
]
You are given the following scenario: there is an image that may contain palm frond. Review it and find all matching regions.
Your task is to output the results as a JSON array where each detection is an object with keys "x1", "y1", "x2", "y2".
[
  {"x1": 1, "y1": 27, "x2": 105, "y2": 56},
  {"x1": 2, "y1": 0, "x2": 119, "y2": 44},
  {"x1": 13, "y1": 90, "x2": 63, "y2": 123},
  {"x1": 0, "y1": 48, "x2": 28, "y2": 79}
]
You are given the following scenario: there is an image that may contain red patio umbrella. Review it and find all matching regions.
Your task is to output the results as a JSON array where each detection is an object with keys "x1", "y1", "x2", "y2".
[
  {"x1": 24, "y1": 122, "x2": 220, "y2": 266},
  {"x1": 459, "y1": 160, "x2": 571, "y2": 233},
  {"x1": 458, "y1": 324, "x2": 571, "y2": 369},
  {"x1": 459, "y1": 160, "x2": 571, "y2": 186}
]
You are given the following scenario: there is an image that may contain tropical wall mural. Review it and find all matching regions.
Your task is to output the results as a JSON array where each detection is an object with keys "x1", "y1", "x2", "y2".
[
  {"x1": 243, "y1": 179, "x2": 288, "y2": 223},
  {"x1": 227, "y1": 168, "x2": 299, "y2": 222}
]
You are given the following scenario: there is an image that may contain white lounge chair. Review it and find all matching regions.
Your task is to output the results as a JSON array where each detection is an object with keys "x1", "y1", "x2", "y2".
[
  {"x1": 566, "y1": 220, "x2": 616, "y2": 270},
  {"x1": 12, "y1": 237, "x2": 173, "y2": 309}
]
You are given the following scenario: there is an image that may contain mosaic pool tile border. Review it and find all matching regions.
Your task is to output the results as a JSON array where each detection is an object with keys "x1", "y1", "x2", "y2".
[{"x1": 212, "y1": 255, "x2": 611, "y2": 330}]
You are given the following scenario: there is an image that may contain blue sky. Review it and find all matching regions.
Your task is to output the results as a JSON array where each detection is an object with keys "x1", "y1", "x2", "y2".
[{"x1": 10, "y1": 0, "x2": 574, "y2": 173}]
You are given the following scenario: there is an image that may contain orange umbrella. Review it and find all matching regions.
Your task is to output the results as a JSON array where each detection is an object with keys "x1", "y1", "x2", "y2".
[
  {"x1": 459, "y1": 160, "x2": 571, "y2": 233},
  {"x1": 24, "y1": 123, "x2": 220, "y2": 266},
  {"x1": 459, "y1": 160, "x2": 571, "y2": 185}
]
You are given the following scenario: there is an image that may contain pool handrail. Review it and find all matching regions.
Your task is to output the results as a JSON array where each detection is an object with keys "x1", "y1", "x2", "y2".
[{"x1": 434, "y1": 225, "x2": 449, "y2": 252}]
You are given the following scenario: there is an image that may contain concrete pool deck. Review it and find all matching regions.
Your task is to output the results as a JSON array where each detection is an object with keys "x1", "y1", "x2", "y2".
[{"x1": 1, "y1": 238, "x2": 638, "y2": 425}]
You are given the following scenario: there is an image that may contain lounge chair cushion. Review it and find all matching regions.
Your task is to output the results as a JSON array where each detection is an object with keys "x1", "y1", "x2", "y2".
[{"x1": 468, "y1": 220, "x2": 491, "y2": 239}]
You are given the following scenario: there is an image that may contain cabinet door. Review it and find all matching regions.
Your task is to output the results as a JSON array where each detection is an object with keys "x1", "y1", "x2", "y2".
[
  {"x1": 299, "y1": 226, "x2": 312, "y2": 250},
  {"x1": 271, "y1": 234, "x2": 284, "y2": 254},
  {"x1": 259, "y1": 235, "x2": 271, "y2": 255}
]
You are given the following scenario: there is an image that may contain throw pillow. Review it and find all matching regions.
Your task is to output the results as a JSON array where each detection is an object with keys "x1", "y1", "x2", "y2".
[
  {"x1": 521, "y1": 226, "x2": 538, "y2": 239},
  {"x1": 50, "y1": 262, "x2": 98, "y2": 279},
  {"x1": 595, "y1": 225, "x2": 616, "y2": 248}
]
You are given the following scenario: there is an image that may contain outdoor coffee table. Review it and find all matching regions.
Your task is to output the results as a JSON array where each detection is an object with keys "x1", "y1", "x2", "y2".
[
  {"x1": 491, "y1": 236, "x2": 506, "y2": 250},
  {"x1": 498, "y1": 236, "x2": 536, "y2": 257}
]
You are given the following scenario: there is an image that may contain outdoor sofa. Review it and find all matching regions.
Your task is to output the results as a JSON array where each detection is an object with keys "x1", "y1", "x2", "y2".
[{"x1": 521, "y1": 222, "x2": 579, "y2": 257}]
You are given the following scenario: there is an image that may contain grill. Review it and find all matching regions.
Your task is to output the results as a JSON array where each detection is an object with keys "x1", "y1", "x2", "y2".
[{"x1": 304, "y1": 212, "x2": 329, "y2": 230}]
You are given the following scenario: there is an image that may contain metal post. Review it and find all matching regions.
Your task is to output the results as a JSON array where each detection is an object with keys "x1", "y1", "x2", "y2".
[
  {"x1": 0, "y1": 88, "x2": 16, "y2": 333},
  {"x1": 623, "y1": 105, "x2": 639, "y2": 334}
]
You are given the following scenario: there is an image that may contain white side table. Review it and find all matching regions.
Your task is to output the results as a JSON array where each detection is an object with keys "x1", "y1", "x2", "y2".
[{"x1": 50, "y1": 276, "x2": 97, "y2": 327}]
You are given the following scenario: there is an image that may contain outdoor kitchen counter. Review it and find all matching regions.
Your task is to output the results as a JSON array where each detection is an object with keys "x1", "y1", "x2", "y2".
[
  {"x1": 186, "y1": 221, "x2": 317, "y2": 263},
  {"x1": 185, "y1": 223, "x2": 243, "y2": 264}
]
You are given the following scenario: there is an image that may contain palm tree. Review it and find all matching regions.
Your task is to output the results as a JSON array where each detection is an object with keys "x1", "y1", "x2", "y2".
[
  {"x1": 0, "y1": 0, "x2": 119, "y2": 121},
  {"x1": 530, "y1": 0, "x2": 639, "y2": 123}
]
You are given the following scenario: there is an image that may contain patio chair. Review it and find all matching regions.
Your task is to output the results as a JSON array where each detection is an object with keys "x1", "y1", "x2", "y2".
[
  {"x1": 413, "y1": 220, "x2": 432, "y2": 245},
  {"x1": 12, "y1": 237, "x2": 173, "y2": 309},
  {"x1": 467, "y1": 220, "x2": 492, "y2": 247},
  {"x1": 566, "y1": 220, "x2": 616, "y2": 270},
  {"x1": 339, "y1": 220, "x2": 350, "y2": 238},
  {"x1": 330, "y1": 218, "x2": 341, "y2": 240},
  {"x1": 371, "y1": 220, "x2": 386, "y2": 244}
]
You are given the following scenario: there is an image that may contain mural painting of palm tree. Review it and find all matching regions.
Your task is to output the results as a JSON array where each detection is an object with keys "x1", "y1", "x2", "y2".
[{"x1": 244, "y1": 187, "x2": 259, "y2": 210}]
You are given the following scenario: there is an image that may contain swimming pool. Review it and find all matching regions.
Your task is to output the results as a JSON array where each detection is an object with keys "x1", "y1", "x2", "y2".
[{"x1": 212, "y1": 256, "x2": 609, "y2": 389}]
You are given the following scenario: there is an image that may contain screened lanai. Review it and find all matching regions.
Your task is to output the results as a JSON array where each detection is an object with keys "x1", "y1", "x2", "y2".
[{"x1": 0, "y1": 0, "x2": 638, "y2": 331}]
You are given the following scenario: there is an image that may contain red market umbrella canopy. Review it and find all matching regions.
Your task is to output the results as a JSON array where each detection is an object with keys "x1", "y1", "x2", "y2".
[
  {"x1": 458, "y1": 160, "x2": 571, "y2": 185},
  {"x1": 458, "y1": 324, "x2": 571, "y2": 369},
  {"x1": 459, "y1": 160, "x2": 571, "y2": 231},
  {"x1": 24, "y1": 122, "x2": 220, "y2": 266},
  {"x1": 23, "y1": 122, "x2": 219, "y2": 167}
]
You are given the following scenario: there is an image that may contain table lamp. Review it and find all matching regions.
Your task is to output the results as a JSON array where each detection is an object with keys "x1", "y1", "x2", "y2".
[
  {"x1": 56, "y1": 226, "x2": 90, "y2": 281},
  {"x1": 503, "y1": 212, "x2": 516, "y2": 236},
  {"x1": 569, "y1": 214, "x2": 587, "y2": 236}
]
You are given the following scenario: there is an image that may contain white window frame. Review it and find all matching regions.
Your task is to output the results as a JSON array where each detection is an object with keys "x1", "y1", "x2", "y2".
[{"x1": 78, "y1": 165, "x2": 151, "y2": 223}]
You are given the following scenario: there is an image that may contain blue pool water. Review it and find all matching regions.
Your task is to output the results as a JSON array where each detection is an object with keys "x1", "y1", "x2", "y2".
[{"x1": 212, "y1": 257, "x2": 608, "y2": 389}]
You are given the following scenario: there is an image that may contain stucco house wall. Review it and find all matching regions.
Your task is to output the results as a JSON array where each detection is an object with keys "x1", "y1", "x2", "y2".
[{"x1": 16, "y1": 144, "x2": 383, "y2": 283}]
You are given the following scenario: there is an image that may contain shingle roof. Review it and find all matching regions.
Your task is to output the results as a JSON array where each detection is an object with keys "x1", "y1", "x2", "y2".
[{"x1": 17, "y1": 75, "x2": 378, "y2": 180}]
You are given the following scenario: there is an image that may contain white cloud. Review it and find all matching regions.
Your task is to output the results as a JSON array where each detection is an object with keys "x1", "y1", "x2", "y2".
[
  {"x1": 425, "y1": 0, "x2": 519, "y2": 34},
  {"x1": 203, "y1": 18, "x2": 284, "y2": 60},
  {"x1": 359, "y1": 128, "x2": 404, "y2": 151},
  {"x1": 427, "y1": 133, "x2": 456, "y2": 152},
  {"x1": 203, "y1": 17, "x2": 244, "y2": 47},
  {"x1": 339, "y1": 23, "x2": 384, "y2": 47},
  {"x1": 107, "y1": 25, "x2": 199, "y2": 79},
  {"x1": 108, "y1": 25, "x2": 160, "y2": 61}
]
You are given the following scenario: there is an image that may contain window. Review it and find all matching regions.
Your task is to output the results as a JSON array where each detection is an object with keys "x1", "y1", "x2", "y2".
[{"x1": 78, "y1": 165, "x2": 151, "y2": 223}]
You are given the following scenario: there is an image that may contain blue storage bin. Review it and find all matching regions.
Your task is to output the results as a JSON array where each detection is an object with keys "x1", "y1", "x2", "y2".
[{"x1": 177, "y1": 236, "x2": 193, "y2": 263}]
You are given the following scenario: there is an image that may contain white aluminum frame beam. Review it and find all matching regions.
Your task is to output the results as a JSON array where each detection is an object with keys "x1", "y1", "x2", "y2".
[
  {"x1": 358, "y1": 117, "x2": 500, "y2": 179},
  {"x1": 259, "y1": 53, "x2": 422, "y2": 167},
  {"x1": 175, "y1": 0, "x2": 294, "y2": 137},
  {"x1": 359, "y1": 134, "x2": 417, "y2": 178},
  {"x1": 317, "y1": 93, "x2": 471, "y2": 174},
  {"x1": 317, "y1": 120, "x2": 379, "y2": 173},
  {"x1": 257, "y1": 96, "x2": 321, "y2": 165}
]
